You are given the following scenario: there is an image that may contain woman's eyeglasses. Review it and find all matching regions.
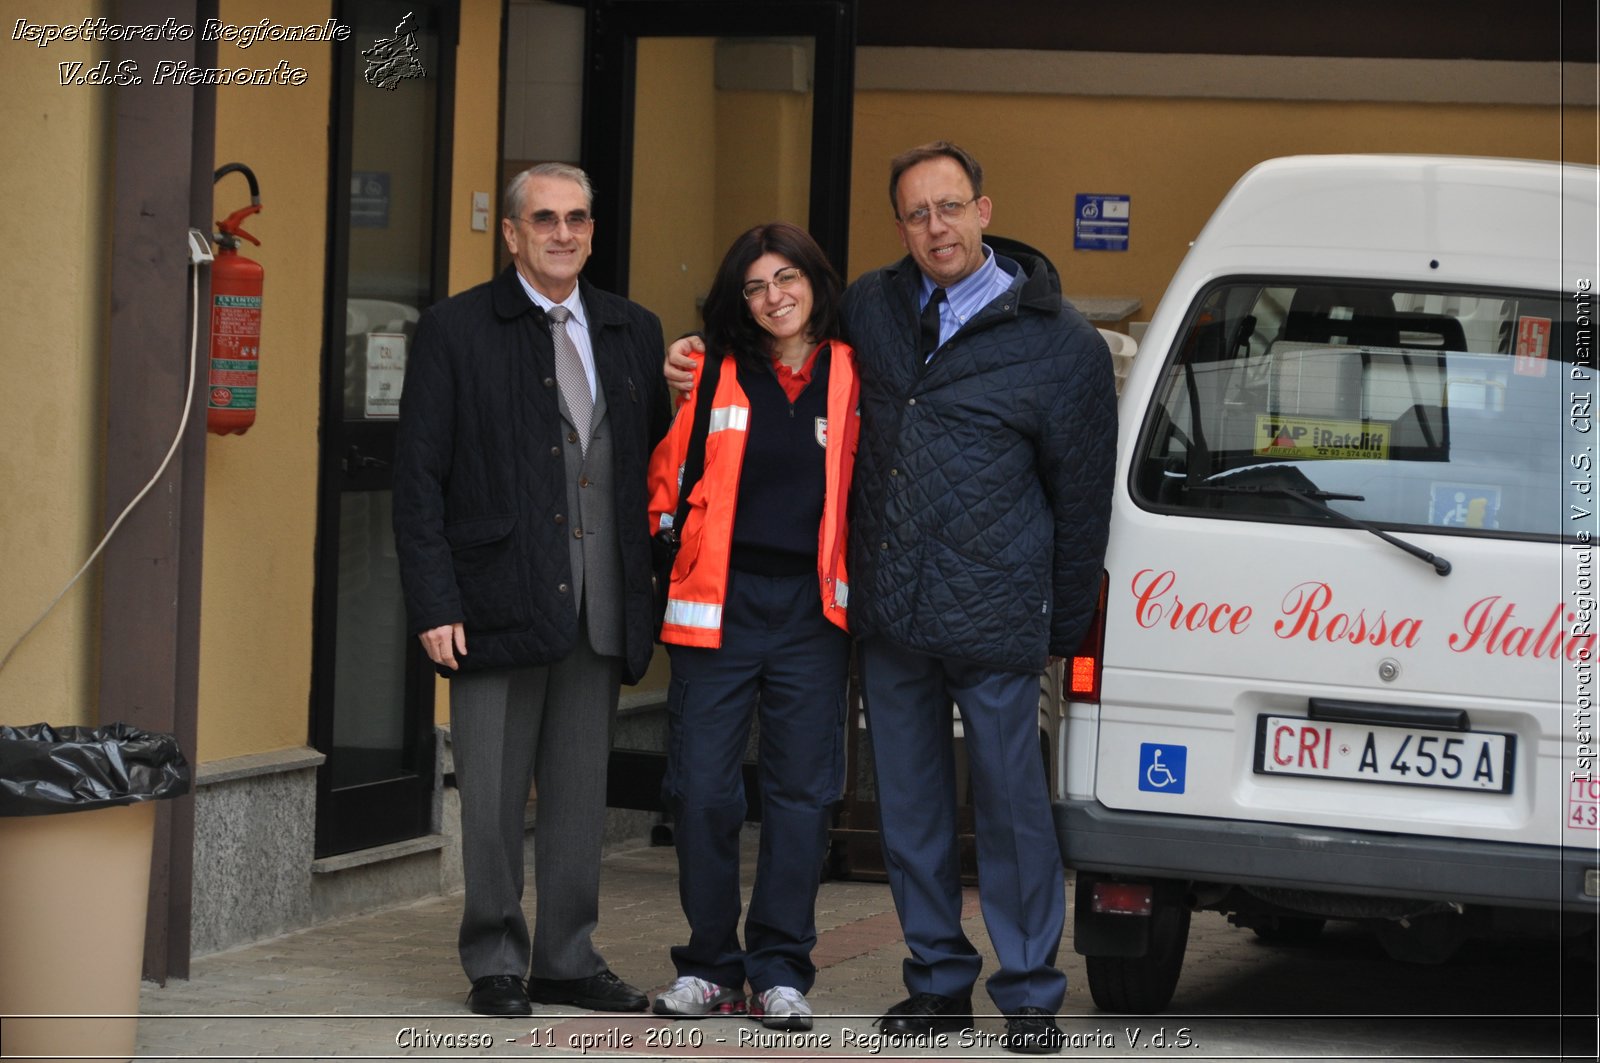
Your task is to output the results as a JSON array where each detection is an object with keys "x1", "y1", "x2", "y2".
[{"x1": 742, "y1": 266, "x2": 806, "y2": 301}]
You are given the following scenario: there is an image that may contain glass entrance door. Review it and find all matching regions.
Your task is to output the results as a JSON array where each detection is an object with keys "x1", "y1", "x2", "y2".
[{"x1": 311, "y1": 0, "x2": 457, "y2": 857}]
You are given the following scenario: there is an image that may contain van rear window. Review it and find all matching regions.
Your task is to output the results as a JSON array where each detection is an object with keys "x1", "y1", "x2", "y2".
[{"x1": 1133, "y1": 280, "x2": 1584, "y2": 539}]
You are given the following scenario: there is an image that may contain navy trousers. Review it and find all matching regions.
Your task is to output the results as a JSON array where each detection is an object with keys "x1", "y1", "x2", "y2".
[
  {"x1": 859, "y1": 635, "x2": 1066, "y2": 1013},
  {"x1": 663, "y1": 569, "x2": 850, "y2": 993}
]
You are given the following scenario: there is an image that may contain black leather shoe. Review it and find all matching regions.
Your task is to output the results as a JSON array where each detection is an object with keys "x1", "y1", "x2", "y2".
[
  {"x1": 1003, "y1": 1007, "x2": 1065, "y2": 1054},
  {"x1": 527, "y1": 969, "x2": 648, "y2": 1012},
  {"x1": 466, "y1": 974, "x2": 532, "y2": 1017},
  {"x1": 876, "y1": 991, "x2": 974, "y2": 1035}
]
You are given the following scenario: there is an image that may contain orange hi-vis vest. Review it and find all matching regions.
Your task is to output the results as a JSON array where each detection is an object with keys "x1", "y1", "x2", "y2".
[{"x1": 646, "y1": 341, "x2": 860, "y2": 648}]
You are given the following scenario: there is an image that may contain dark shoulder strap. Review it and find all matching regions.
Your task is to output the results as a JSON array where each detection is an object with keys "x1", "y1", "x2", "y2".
[{"x1": 670, "y1": 352, "x2": 723, "y2": 537}]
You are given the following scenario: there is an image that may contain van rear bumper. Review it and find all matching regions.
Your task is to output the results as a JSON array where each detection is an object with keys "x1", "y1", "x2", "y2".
[{"x1": 1055, "y1": 799, "x2": 1599, "y2": 912}]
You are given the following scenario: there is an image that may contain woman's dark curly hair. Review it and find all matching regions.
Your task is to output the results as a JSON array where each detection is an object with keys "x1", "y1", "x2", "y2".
[{"x1": 702, "y1": 222, "x2": 843, "y2": 370}]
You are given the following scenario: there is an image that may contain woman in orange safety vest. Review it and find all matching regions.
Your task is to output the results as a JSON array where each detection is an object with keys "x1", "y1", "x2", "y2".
[{"x1": 644, "y1": 222, "x2": 858, "y2": 1031}]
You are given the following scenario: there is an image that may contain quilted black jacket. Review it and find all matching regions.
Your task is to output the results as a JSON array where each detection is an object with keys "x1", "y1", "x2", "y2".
[
  {"x1": 842, "y1": 252, "x2": 1116, "y2": 672},
  {"x1": 392, "y1": 266, "x2": 671, "y2": 683}
]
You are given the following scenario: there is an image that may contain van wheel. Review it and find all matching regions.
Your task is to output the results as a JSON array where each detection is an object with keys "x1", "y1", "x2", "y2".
[
  {"x1": 1085, "y1": 902, "x2": 1191, "y2": 1013},
  {"x1": 1251, "y1": 916, "x2": 1326, "y2": 945}
]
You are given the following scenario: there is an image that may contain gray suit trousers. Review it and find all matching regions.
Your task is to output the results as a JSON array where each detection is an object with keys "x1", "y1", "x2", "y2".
[{"x1": 450, "y1": 636, "x2": 621, "y2": 982}]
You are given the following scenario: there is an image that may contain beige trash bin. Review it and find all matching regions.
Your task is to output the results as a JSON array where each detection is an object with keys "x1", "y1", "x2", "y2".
[
  {"x1": 0, "y1": 723, "x2": 185, "y2": 1063},
  {"x1": 0, "y1": 800, "x2": 156, "y2": 1063}
]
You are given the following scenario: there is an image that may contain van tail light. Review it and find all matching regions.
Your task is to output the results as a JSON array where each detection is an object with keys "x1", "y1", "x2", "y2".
[{"x1": 1067, "y1": 572, "x2": 1108, "y2": 703}]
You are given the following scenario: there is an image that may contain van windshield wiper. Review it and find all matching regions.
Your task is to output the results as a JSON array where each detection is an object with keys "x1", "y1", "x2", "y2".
[{"x1": 1187, "y1": 482, "x2": 1452, "y2": 577}]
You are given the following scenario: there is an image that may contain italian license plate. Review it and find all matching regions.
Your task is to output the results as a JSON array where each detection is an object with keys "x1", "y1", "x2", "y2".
[{"x1": 1254, "y1": 715, "x2": 1514, "y2": 793}]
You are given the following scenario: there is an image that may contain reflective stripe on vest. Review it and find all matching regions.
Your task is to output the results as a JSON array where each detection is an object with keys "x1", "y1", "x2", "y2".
[
  {"x1": 708, "y1": 404, "x2": 749, "y2": 434},
  {"x1": 834, "y1": 579, "x2": 849, "y2": 608},
  {"x1": 664, "y1": 598, "x2": 722, "y2": 630}
]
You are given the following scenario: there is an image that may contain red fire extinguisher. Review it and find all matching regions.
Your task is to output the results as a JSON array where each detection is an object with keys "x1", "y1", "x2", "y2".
[{"x1": 208, "y1": 163, "x2": 263, "y2": 435}]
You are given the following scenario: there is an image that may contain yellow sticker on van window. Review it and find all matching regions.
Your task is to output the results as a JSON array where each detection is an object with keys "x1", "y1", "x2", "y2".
[{"x1": 1254, "y1": 415, "x2": 1390, "y2": 460}]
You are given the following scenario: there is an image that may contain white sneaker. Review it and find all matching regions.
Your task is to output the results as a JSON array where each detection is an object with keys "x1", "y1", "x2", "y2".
[
  {"x1": 752, "y1": 985, "x2": 813, "y2": 1031},
  {"x1": 651, "y1": 975, "x2": 746, "y2": 1017}
]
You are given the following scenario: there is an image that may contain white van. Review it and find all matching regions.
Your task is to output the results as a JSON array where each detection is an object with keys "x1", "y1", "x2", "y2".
[{"x1": 1056, "y1": 154, "x2": 1599, "y2": 1012}]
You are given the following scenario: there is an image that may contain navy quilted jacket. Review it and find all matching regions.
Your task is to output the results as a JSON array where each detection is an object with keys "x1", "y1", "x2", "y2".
[
  {"x1": 843, "y1": 252, "x2": 1116, "y2": 672},
  {"x1": 392, "y1": 267, "x2": 671, "y2": 683}
]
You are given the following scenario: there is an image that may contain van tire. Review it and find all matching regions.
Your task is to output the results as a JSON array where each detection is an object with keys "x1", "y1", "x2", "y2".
[{"x1": 1085, "y1": 902, "x2": 1190, "y2": 1013}]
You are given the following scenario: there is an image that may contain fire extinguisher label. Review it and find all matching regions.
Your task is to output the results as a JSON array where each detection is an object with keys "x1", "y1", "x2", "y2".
[
  {"x1": 209, "y1": 386, "x2": 257, "y2": 409},
  {"x1": 209, "y1": 358, "x2": 257, "y2": 386},
  {"x1": 210, "y1": 292, "x2": 262, "y2": 412}
]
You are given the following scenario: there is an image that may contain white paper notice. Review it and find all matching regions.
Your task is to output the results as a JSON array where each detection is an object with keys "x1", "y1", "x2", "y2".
[{"x1": 365, "y1": 332, "x2": 406, "y2": 419}]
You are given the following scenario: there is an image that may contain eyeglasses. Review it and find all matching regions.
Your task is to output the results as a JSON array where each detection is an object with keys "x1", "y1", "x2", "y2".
[
  {"x1": 513, "y1": 209, "x2": 593, "y2": 234},
  {"x1": 741, "y1": 266, "x2": 806, "y2": 301},
  {"x1": 899, "y1": 196, "x2": 976, "y2": 231}
]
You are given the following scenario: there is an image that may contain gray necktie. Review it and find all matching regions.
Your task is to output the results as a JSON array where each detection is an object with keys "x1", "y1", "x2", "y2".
[{"x1": 547, "y1": 305, "x2": 592, "y2": 454}]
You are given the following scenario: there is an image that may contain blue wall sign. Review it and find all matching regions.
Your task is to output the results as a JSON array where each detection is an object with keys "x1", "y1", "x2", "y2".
[{"x1": 1074, "y1": 193, "x2": 1130, "y2": 251}]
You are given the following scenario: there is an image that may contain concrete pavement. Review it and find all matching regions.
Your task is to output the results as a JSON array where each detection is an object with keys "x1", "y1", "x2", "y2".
[{"x1": 124, "y1": 830, "x2": 1597, "y2": 1062}]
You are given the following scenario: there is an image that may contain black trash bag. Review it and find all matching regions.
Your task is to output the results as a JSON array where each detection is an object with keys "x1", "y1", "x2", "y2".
[{"x1": 0, "y1": 722, "x2": 191, "y2": 816}]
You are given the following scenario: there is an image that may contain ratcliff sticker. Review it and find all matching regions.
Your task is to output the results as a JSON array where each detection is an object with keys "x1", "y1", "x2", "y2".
[{"x1": 1254, "y1": 415, "x2": 1390, "y2": 460}]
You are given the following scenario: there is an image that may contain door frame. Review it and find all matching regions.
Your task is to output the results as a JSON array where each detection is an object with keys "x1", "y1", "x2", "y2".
[
  {"x1": 581, "y1": 0, "x2": 856, "y2": 295},
  {"x1": 309, "y1": 0, "x2": 459, "y2": 858}
]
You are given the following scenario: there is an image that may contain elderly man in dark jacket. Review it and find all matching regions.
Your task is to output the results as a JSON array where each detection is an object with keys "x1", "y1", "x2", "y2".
[{"x1": 393, "y1": 163, "x2": 670, "y2": 1018}]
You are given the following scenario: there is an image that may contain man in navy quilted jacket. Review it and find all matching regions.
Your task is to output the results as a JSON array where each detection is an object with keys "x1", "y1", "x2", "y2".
[
  {"x1": 844, "y1": 141, "x2": 1115, "y2": 1054},
  {"x1": 669, "y1": 142, "x2": 1115, "y2": 1053}
]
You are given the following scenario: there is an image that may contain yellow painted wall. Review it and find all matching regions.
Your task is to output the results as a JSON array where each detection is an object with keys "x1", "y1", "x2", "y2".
[
  {"x1": 0, "y1": 1, "x2": 110, "y2": 727},
  {"x1": 629, "y1": 38, "x2": 719, "y2": 343},
  {"x1": 197, "y1": 0, "x2": 333, "y2": 760},
  {"x1": 711, "y1": 89, "x2": 813, "y2": 255},
  {"x1": 449, "y1": 0, "x2": 504, "y2": 295},
  {"x1": 848, "y1": 93, "x2": 1600, "y2": 318}
]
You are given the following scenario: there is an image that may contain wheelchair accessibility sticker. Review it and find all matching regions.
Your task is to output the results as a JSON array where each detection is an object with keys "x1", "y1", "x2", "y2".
[{"x1": 1138, "y1": 743, "x2": 1187, "y2": 794}]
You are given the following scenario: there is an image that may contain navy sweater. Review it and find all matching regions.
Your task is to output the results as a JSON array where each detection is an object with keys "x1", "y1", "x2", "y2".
[{"x1": 729, "y1": 347, "x2": 832, "y2": 575}]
